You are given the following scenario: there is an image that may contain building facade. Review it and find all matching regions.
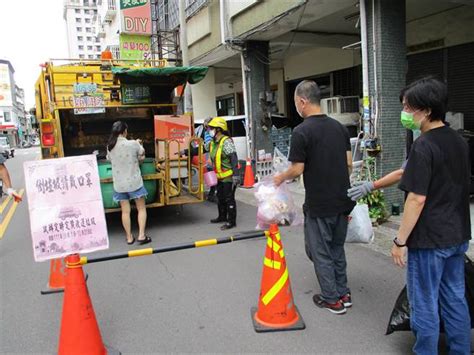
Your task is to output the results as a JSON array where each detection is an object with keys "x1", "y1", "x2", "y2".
[
  {"x1": 159, "y1": 0, "x2": 474, "y2": 208},
  {"x1": 64, "y1": 0, "x2": 102, "y2": 59},
  {"x1": 95, "y1": 0, "x2": 119, "y2": 57},
  {"x1": 0, "y1": 59, "x2": 25, "y2": 147}
]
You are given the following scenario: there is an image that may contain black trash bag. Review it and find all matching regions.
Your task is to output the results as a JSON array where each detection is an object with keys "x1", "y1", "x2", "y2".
[{"x1": 386, "y1": 255, "x2": 474, "y2": 335}]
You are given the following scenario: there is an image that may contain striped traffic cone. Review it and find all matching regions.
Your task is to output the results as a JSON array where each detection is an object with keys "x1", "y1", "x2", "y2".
[{"x1": 251, "y1": 224, "x2": 305, "y2": 332}]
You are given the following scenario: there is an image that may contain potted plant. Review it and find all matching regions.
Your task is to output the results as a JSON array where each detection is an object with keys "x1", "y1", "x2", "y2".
[{"x1": 352, "y1": 156, "x2": 388, "y2": 225}]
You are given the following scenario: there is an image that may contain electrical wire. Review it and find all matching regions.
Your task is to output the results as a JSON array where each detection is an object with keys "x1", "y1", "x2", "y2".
[{"x1": 281, "y1": 1, "x2": 308, "y2": 60}]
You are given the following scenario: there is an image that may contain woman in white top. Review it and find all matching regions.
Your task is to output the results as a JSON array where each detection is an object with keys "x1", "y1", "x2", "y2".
[{"x1": 107, "y1": 121, "x2": 151, "y2": 245}]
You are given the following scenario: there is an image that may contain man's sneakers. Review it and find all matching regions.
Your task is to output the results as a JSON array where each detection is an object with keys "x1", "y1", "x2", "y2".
[
  {"x1": 313, "y1": 294, "x2": 346, "y2": 315},
  {"x1": 340, "y1": 293, "x2": 352, "y2": 308}
]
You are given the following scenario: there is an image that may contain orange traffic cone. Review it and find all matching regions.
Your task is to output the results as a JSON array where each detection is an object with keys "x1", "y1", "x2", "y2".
[
  {"x1": 58, "y1": 254, "x2": 119, "y2": 355},
  {"x1": 251, "y1": 224, "x2": 305, "y2": 332},
  {"x1": 41, "y1": 259, "x2": 66, "y2": 294},
  {"x1": 241, "y1": 158, "x2": 255, "y2": 188},
  {"x1": 41, "y1": 258, "x2": 88, "y2": 295}
]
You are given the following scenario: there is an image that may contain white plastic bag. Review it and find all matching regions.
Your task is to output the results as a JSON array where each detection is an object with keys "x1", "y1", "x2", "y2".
[
  {"x1": 272, "y1": 147, "x2": 289, "y2": 173},
  {"x1": 254, "y1": 176, "x2": 303, "y2": 229},
  {"x1": 346, "y1": 204, "x2": 374, "y2": 243}
]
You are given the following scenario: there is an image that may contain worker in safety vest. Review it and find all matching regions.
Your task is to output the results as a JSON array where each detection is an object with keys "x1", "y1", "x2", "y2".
[{"x1": 207, "y1": 117, "x2": 240, "y2": 230}]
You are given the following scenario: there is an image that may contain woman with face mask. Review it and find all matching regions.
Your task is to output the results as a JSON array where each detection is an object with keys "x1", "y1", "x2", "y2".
[
  {"x1": 347, "y1": 85, "x2": 450, "y2": 202},
  {"x1": 206, "y1": 117, "x2": 240, "y2": 230},
  {"x1": 393, "y1": 77, "x2": 471, "y2": 354}
]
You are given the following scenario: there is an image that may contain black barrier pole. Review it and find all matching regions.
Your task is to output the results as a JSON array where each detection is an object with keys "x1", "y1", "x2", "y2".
[{"x1": 78, "y1": 230, "x2": 267, "y2": 266}]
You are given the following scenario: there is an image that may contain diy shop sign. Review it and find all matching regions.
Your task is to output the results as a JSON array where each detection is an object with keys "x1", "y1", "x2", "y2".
[{"x1": 120, "y1": 0, "x2": 152, "y2": 35}]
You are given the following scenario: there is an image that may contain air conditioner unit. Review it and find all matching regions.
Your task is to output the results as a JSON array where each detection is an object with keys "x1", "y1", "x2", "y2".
[{"x1": 320, "y1": 96, "x2": 361, "y2": 127}]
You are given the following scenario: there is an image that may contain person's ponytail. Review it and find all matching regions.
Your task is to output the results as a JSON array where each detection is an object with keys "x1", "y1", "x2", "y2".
[{"x1": 107, "y1": 121, "x2": 128, "y2": 151}]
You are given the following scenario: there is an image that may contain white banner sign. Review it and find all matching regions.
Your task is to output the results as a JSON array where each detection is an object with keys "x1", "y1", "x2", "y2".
[{"x1": 24, "y1": 155, "x2": 109, "y2": 262}]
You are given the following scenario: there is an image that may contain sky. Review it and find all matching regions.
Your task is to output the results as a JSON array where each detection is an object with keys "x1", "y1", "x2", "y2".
[{"x1": 0, "y1": 0, "x2": 68, "y2": 109}]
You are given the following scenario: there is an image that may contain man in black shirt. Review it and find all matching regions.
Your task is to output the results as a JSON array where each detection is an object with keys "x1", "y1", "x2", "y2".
[
  {"x1": 274, "y1": 80, "x2": 355, "y2": 315},
  {"x1": 392, "y1": 77, "x2": 471, "y2": 354}
]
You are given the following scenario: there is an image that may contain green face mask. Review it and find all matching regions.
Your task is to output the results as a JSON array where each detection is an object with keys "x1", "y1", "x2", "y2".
[{"x1": 400, "y1": 111, "x2": 420, "y2": 131}]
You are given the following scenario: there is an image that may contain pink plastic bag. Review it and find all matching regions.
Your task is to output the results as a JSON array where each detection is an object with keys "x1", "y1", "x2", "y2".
[
  {"x1": 204, "y1": 170, "x2": 217, "y2": 187},
  {"x1": 254, "y1": 176, "x2": 303, "y2": 229}
]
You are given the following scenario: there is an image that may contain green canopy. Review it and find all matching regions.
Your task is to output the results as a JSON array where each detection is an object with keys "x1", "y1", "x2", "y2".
[{"x1": 112, "y1": 66, "x2": 209, "y2": 85}]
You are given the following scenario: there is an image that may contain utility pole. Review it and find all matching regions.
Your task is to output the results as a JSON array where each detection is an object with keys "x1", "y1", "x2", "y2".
[{"x1": 178, "y1": 0, "x2": 192, "y2": 114}]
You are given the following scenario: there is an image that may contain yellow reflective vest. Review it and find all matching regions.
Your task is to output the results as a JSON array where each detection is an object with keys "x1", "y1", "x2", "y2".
[{"x1": 210, "y1": 136, "x2": 233, "y2": 180}]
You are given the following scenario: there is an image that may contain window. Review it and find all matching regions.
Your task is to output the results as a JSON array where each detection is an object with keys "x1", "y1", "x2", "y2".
[
  {"x1": 216, "y1": 95, "x2": 236, "y2": 116},
  {"x1": 77, "y1": 36, "x2": 83, "y2": 41},
  {"x1": 96, "y1": 54, "x2": 101, "y2": 59},
  {"x1": 76, "y1": 27, "x2": 82, "y2": 32},
  {"x1": 84, "y1": 9, "x2": 90, "y2": 14},
  {"x1": 96, "y1": 46, "x2": 101, "y2": 51},
  {"x1": 79, "y1": 54, "x2": 85, "y2": 59},
  {"x1": 227, "y1": 119, "x2": 246, "y2": 137},
  {"x1": 87, "y1": 46, "x2": 93, "y2": 50},
  {"x1": 4, "y1": 112, "x2": 11, "y2": 122},
  {"x1": 87, "y1": 36, "x2": 92, "y2": 41},
  {"x1": 75, "y1": 9, "x2": 80, "y2": 13},
  {"x1": 86, "y1": 27, "x2": 91, "y2": 33},
  {"x1": 93, "y1": 9, "x2": 97, "y2": 14},
  {"x1": 85, "y1": 18, "x2": 91, "y2": 23},
  {"x1": 78, "y1": 45, "x2": 84, "y2": 50},
  {"x1": 88, "y1": 55, "x2": 94, "y2": 59},
  {"x1": 76, "y1": 18, "x2": 81, "y2": 23}
]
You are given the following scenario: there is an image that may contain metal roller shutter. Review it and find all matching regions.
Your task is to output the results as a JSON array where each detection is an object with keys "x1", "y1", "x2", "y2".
[
  {"x1": 406, "y1": 49, "x2": 444, "y2": 85},
  {"x1": 447, "y1": 42, "x2": 474, "y2": 131}
]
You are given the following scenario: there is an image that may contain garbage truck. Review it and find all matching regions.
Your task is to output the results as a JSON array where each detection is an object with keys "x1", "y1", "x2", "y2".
[{"x1": 34, "y1": 57, "x2": 208, "y2": 212}]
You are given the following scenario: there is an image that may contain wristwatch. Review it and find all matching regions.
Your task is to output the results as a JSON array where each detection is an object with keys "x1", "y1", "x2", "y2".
[{"x1": 393, "y1": 237, "x2": 407, "y2": 247}]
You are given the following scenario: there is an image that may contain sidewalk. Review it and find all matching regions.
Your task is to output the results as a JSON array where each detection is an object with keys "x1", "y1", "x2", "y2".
[{"x1": 236, "y1": 181, "x2": 474, "y2": 259}]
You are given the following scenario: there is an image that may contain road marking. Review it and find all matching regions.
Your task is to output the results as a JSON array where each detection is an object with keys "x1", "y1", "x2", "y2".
[
  {"x1": 0, "y1": 189, "x2": 25, "y2": 240},
  {"x1": 0, "y1": 196, "x2": 12, "y2": 214}
]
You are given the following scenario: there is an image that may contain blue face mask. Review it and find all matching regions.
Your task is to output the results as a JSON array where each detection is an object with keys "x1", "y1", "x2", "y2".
[{"x1": 208, "y1": 129, "x2": 216, "y2": 138}]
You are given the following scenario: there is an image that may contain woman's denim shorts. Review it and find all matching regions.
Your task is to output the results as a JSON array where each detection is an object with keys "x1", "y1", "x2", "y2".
[{"x1": 113, "y1": 185, "x2": 148, "y2": 202}]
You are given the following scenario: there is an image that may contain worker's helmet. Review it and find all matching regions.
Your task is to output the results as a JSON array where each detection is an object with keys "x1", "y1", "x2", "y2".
[{"x1": 207, "y1": 116, "x2": 228, "y2": 132}]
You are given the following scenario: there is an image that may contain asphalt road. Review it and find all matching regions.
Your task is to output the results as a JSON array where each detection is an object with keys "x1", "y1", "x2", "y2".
[{"x1": 0, "y1": 147, "x2": 472, "y2": 354}]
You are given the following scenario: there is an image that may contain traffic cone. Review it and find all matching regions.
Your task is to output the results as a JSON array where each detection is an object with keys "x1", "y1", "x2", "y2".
[
  {"x1": 41, "y1": 259, "x2": 66, "y2": 294},
  {"x1": 241, "y1": 158, "x2": 255, "y2": 188},
  {"x1": 251, "y1": 224, "x2": 305, "y2": 332},
  {"x1": 58, "y1": 254, "x2": 120, "y2": 355},
  {"x1": 41, "y1": 258, "x2": 88, "y2": 295}
]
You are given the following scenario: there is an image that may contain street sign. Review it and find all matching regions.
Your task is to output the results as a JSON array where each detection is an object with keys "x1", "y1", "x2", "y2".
[{"x1": 24, "y1": 155, "x2": 109, "y2": 262}]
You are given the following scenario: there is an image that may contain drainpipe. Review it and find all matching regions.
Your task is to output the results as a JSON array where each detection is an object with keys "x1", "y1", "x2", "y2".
[
  {"x1": 241, "y1": 54, "x2": 252, "y2": 159},
  {"x1": 221, "y1": 0, "x2": 251, "y2": 159},
  {"x1": 219, "y1": 0, "x2": 228, "y2": 45},
  {"x1": 179, "y1": 0, "x2": 192, "y2": 114},
  {"x1": 371, "y1": 0, "x2": 379, "y2": 137},
  {"x1": 359, "y1": 0, "x2": 370, "y2": 136}
]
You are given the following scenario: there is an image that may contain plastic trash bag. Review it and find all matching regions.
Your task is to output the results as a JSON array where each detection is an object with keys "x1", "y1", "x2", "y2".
[
  {"x1": 254, "y1": 176, "x2": 303, "y2": 229},
  {"x1": 386, "y1": 255, "x2": 474, "y2": 335},
  {"x1": 272, "y1": 147, "x2": 290, "y2": 174},
  {"x1": 346, "y1": 204, "x2": 374, "y2": 243}
]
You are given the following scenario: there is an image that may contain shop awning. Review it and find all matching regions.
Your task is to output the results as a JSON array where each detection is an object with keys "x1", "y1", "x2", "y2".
[{"x1": 111, "y1": 66, "x2": 209, "y2": 85}]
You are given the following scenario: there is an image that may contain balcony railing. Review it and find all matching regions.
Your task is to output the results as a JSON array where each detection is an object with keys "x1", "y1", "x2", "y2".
[
  {"x1": 156, "y1": 0, "x2": 209, "y2": 30},
  {"x1": 107, "y1": 45, "x2": 120, "y2": 59},
  {"x1": 185, "y1": 0, "x2": 208, "y2": 18}
]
